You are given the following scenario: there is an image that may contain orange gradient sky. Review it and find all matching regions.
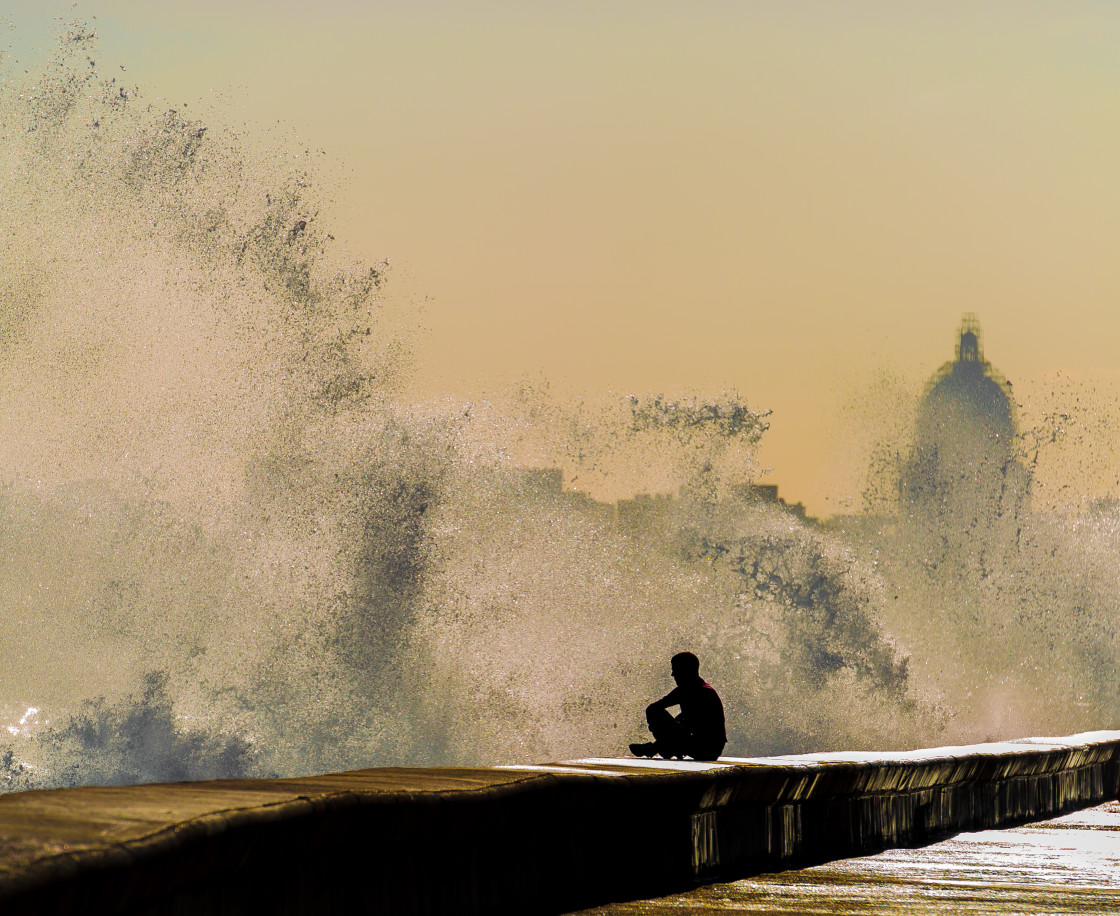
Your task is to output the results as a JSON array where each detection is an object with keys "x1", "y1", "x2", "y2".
[{"x1": 5, "y1": 1, "x2": 1120, "y2": 515}]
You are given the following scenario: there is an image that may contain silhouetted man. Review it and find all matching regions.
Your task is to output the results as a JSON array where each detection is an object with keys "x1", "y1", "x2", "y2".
[{"x1": 629, "y1": 651, "x2": 726, "y2": 761}]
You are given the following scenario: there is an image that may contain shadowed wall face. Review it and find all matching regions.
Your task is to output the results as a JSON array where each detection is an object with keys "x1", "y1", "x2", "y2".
[{"x1": 2, "y1": 734, "x2": 1117, "y2": 916}]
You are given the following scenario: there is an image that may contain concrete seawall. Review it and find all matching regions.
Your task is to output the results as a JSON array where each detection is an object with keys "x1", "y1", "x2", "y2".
[{"x1": 0, "y1": 731, "x2": 1117, "y2": 915}]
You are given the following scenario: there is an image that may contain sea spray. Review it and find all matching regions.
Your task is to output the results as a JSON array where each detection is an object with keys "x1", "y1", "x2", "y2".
[{"x1": 0, "y1": 22, "x2": 1114, "y2": 789}]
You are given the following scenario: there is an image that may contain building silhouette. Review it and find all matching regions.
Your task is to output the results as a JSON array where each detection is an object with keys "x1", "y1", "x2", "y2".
[{"x1": 901, "y1": 314, "x2": 1026, "y2": 524}]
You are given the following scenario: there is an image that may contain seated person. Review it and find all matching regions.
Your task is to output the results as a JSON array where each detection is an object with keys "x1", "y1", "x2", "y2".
[{"x1": 629, "y1": 651, "x2": 726, "y2": 761}]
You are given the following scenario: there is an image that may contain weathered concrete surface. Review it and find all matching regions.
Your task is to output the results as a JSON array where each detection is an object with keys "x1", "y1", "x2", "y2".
[{"x1": 0, "y1": 732, "x2": 1117, "y2": 914}]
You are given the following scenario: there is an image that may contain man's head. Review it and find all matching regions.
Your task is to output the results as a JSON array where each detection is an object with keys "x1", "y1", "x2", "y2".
[{"x1": 670, "y1": 651, "x2": 701, "y2": 685}]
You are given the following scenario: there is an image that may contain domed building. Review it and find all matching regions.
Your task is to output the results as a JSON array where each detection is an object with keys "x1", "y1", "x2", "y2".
[{"x1": 901, "y1": 314, "x2": 1026, "y2": 523}]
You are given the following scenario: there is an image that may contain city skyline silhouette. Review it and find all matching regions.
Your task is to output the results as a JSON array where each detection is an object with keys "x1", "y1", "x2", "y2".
[{"x1": 5, "y1": 1, "x2": 1118, "y2": 517}]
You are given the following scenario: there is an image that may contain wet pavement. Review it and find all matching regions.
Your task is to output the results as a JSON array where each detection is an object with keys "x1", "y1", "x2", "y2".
[{"x1": 573, "y1": 801, "x2": 1120, "y2": 915}]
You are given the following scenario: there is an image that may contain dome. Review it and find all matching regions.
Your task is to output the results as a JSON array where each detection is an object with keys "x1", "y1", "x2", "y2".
[
  {"x1": 917, "y1": 358, "x2": 1015, "y2": 449},
  {"x1": 901, "y1": 314, "x2": 1023, "y2": 516}
]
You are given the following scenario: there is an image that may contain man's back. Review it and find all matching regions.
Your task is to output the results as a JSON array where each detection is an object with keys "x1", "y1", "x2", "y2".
[{"x1": 661, "y1": 680, "x2": 726, "y2": 745}]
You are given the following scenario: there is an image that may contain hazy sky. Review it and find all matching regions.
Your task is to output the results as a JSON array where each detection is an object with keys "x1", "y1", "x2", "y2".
[{"x1": 5, "y1": 1, "x2": 1120, "y2": 514}]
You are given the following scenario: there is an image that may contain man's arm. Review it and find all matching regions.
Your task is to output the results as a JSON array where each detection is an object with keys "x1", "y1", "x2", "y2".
[{"x1": 646, "y1": 686, "x2": 681, "y2": 713}]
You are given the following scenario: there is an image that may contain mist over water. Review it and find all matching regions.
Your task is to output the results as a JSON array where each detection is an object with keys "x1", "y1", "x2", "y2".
[{"x1": 0, "y1": 24, "x2": 1117, "y2": 791}]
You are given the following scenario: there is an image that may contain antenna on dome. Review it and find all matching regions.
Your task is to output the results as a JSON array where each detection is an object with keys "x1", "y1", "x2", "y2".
[{"x1": 957, "y1": 313, "x2": 983, "y2": 364}]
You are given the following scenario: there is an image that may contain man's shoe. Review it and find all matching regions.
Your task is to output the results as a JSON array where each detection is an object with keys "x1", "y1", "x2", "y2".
[{"x1": 629, "y1": 742, "x2": 657, "y2": 758}]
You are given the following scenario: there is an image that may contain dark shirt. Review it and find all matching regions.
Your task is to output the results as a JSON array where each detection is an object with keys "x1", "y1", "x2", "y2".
[{"x1": 651, "y1": 679, "x2": 727, "y2": 745}]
